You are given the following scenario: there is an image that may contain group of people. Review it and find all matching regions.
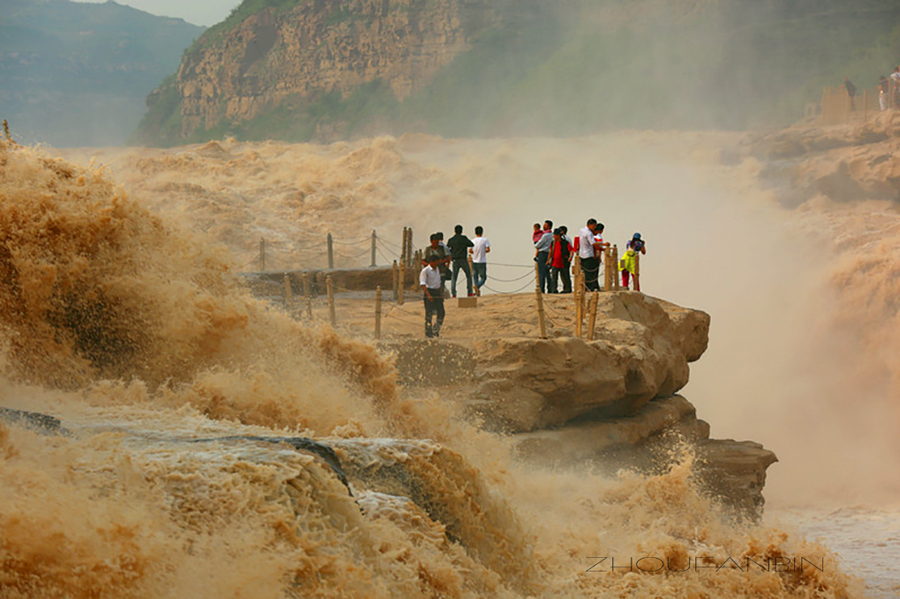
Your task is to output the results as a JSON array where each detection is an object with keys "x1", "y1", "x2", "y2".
[
  {"x1": 878, "y1": 68, "x2": 900, "y2": 111},
  {"x1": 417, "y1": 220, "x2": 647, "y2": 338},
  {"x1": 841, "y1": 68, "x2": 900, "y2": 112},
  {"x1": 533, "y1": 219, "x2": 646, "y2": 294},
  {"x1": 419, "y1": 225, "x2": 490, "y2": 338}
]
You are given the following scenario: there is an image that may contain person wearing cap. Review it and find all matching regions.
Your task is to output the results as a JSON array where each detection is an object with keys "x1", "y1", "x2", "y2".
[
  {"x1": 619, "y1": 233, "x2": 646, "y2": 291},
  {"x1": 422, "y1": 233, "x2": 450, "y2": 298},
  {"x1": 420, "y1": 254, "x2": 445, "y2": 338}
]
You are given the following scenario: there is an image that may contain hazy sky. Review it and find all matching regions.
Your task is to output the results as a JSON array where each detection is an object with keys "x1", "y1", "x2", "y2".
[{"x1": 77, "y1": 0, "x2": 239, "y2": 27}]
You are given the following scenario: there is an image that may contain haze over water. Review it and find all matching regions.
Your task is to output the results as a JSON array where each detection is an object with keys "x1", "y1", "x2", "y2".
[{"x1": 0, "y1": 126, "x2": 886, "y2": 596}]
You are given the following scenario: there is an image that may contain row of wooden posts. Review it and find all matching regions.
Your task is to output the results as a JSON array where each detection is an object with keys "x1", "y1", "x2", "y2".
[
  {"x1": 256, "y1": 228, "x2": 417, "y2": 272},
  {"x1": 533, "y1": 244, "x2": 639, "y2": 340},
  {"x1": 283, "y1": 242, "x2": 638, "y2": 341},
  {"x1": 819, "y1": 84, "x2": 894, "y2": 126}
]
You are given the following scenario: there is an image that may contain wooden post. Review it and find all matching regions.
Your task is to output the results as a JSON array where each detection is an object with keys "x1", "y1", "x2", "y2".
[
  {"x1": 392, "y1": 260, "x2": 399, "y2": 301},
  {"x1": 535, "y1": 287, "x2": 547, "y2": 339},
  {"x1": 574, "y1": 281, "x2": 583, "y2": 338},
  {"x1": 401, "y1": 227, "x2": 408, "y2": 269},
  {"x1": 415, "y1": 249, "x2": 422, "y2": 267},
  {"x1": 326, "y1": 274, "x2": 336, "y2": 325},
  {"x1": 406, "y1": 228, "x2": 414, "y2": 268},
  {"x1": 587, "y1": 292, "x2": 599, "y2": 341},
  {"x1": 634, "y1": 251, "x2": 641, "y2": 293},
  {"x1": 613, "y1": 245, "x2": 620, "y2": 291},
  {"x1": 398, "y1": 261, "x2": 405, "y2": 305},
  {"x1": 283, "y1": 273, "x2": 294, "y2": 309},
  {"x1": 326, "y1": 233, "x2": 334, "y2": 270},
  {"x1": 259, "y1": 238, "x2": 266, "y2": 271},
  {"x1": 303, "y1": 272, "x2": 313, "y2": 319},
  {"x1": 371, "y1": 230, "x2": 377, "y2": 267},
  {"x1": 534, "y1": 260, "x2": 541, "y2": 294},
  {"x1": 374, "y1": 286, "x2": 382, "y2": 339}
]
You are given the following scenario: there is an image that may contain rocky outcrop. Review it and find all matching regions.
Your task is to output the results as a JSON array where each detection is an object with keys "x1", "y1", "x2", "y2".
[
  {"x1": 740, "y1": 112, "x2": 900, "y2": 206},
  {"x1": 382, "y1": 292, "x2": 710, "y2": 432},
  {"x1": 170, "y1": 0, "x2": 497, "y2": 138},
  {"x1": 377, "y1": 291, "x2": 776, "y2": 513}
]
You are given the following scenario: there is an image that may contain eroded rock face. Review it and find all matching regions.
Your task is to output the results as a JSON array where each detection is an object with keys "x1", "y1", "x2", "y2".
[
  {"x1": 383, "y1": 292, "x2": 710, "y2": 432},
  {"x1": 742, "y1": 112, "x2": 900, "y2": 206},
  {"x1": 174, "y1": 0, "x2": 497, "y2": 138}
]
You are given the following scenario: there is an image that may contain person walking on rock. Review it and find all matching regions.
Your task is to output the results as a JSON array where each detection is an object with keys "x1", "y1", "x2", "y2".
[
  {"x1": 470, "y1": 225, "x2": 491, "y2": 296},
  {"x1": 447, "y1": 224, "x2": 475, "y2": 297},
  {"x1": 420, "y1": 254, "x2": 445, "y2": 338},
  {"x1": 619, "y1": 232, "x2": 646, "y2": 291}
]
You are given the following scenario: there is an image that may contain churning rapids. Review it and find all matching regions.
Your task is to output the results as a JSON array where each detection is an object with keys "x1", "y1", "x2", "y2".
[{"x1": 0, "y1": 132, "x2": 896, "y2": 597}]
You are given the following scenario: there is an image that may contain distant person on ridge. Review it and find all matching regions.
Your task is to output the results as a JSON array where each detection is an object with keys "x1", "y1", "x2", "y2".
[
  {"x1": 420, "y1": 254, "x2": 445, "y2": 338},
  {"x1": 534, "y1": 219, "x2": 553, "y2": 293},
  {"x1": 619, "y1": 232, "x2": 646, "y2": 291},
  {"x1": 447, "y1": 224, "x2": 475, "y2": 297},
  {"x1": 840, "y1": 77, "x2": 857, "y2": 111},
  {"x1": 469, "y1": 225, "x2": 491, "y2": 296},
  {"x1": 891, "y1": 67, "x2": 900, "y2": 107},
  {"x1": 578, "y1": 219, "x2": 606, "y2": 292}
]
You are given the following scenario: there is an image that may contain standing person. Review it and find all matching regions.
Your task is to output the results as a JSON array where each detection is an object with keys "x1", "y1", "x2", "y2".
[
  {"x1": 619, "y1": 233, "x2": 646, "y2": 291},
  {"x1": 534, "y1": 220, "x2": 553, "y2": 293},
  {"x1": 578, "y1": 219, "x2": 606, "y2": 292},
  {"x1": 423, "y1": 233, "x2": 450, "y2": 297},
  {"x1": 470, "y1": 226, "x2": 491, "y2": 296},
  {"x1": 840, "y1": 77, "x2": 857, "y2": 111},
  {"x1": 548, "y1": 228, "x2": 571, "y2": 294},
  {"x1": 447, "y1": 224, "x2": 475, "y2": 297},
  {"x1": 420, "y1": 255, "x2": 445, "y2": 338},
  {"x1": 892, "y1": 67, "x2": 900, "y2": 107},
  {"x1": 593, "y1": 222, "x2": 611, "y2": 289},
  {"x1": 558, "y1": 226, "x2": 573, "y2": 293}
]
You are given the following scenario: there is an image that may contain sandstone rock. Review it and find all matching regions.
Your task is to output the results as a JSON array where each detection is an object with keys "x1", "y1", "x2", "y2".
[
  {"x1": 746, "y1": 114, "x2": 900, "y2": 206},
  {"x1": 695, "y1": 439, "x2": 778, "y2": 515},
  {"x1": 381, "y1": 292, "x2": 710, "y2": 432},
  {"x1": 511, "y1": 395, "x2": 709, "y2": 465}
]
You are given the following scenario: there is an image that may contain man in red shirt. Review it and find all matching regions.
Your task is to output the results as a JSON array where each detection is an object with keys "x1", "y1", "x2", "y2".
[{"x1": 547, "y1": 228, "x2": 572, "y2": 294}]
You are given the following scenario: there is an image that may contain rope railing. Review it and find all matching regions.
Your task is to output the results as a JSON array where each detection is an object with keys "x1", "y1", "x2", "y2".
[{"x1": 253, "y1": 230, "x2": 647, "y2": 342}]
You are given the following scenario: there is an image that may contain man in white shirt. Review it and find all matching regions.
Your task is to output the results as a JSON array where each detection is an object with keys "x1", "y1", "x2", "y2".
[
  {"x1": 420, "y1": 255, "x2": 445, "y2": 338},
  {"x1": 469, "y1": 225, "x2": 491, "y2": 296},
  {"x1": 578, "y1": 218, "x2": 607, "y2": 291}
]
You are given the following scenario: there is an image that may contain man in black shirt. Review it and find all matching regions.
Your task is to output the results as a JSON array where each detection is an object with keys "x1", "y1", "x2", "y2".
[{"x1": 446, "y1": 224, "x2": 475, "y2": 297}]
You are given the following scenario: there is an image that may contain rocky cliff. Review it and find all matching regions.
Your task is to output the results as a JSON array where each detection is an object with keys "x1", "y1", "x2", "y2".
[
  {"x1": 141, "y1": 0, "x2": 501, "y2": 143},
  {"x1": 135, "y1": 0, "x2": 900, "y2": 145}
]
